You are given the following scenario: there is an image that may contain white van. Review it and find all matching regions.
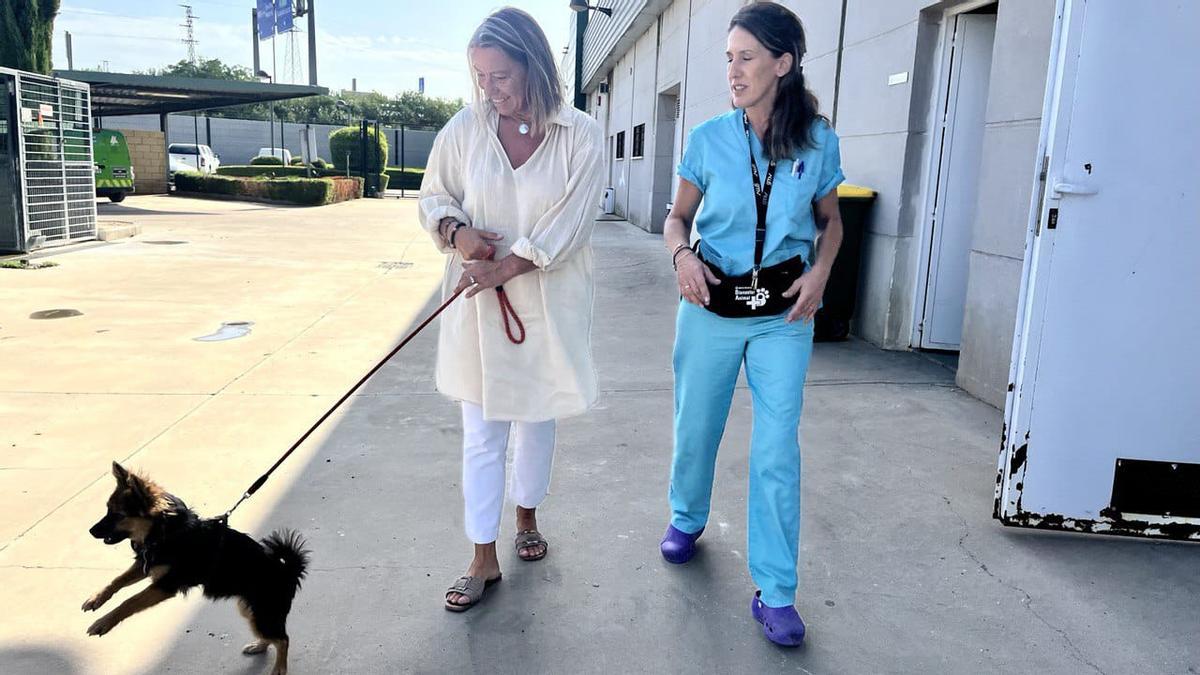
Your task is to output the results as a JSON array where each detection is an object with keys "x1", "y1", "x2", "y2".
[
  {"x1": 168, "y1": 143, "x2": 220, "y2": 174},
  {"x1": 254, "y1": 148, "x2": 293, "y2": 164}
]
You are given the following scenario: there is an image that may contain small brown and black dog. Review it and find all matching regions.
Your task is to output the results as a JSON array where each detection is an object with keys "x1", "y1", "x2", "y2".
[{"x1": 84, "y1": 462, "x2": 309, "y2": 675}]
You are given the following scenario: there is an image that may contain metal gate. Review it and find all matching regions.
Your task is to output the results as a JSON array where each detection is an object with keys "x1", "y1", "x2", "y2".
[{"x1": 0, "y1": 68, "x2": 96, "y2": 252}]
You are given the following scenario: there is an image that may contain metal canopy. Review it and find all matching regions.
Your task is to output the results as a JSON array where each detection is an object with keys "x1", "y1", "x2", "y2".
[{"x1": 50, "y1": 70, "x2": 328, "y2": 117}]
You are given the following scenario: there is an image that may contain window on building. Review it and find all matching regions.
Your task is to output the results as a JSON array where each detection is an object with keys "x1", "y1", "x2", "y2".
[
  {"x1": 632, "y1": 123, "x2": 645, "y2": 159},
  {"x1": 616, "y1": 131, "x2": 625, "y2": 160}
]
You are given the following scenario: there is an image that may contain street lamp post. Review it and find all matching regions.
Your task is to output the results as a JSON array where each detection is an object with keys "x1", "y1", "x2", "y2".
[
  {"x1": 257, "y1": 70, "x2": 276, "y2": 159},
  {"x1": 570, "y1": 1, "x2": 613, "y2": 111}
]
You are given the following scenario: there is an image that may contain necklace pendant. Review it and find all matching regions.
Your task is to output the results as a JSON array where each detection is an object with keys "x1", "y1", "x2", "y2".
[{"x1": 518, "y1": 122, "x2": 530, "y2": 135}]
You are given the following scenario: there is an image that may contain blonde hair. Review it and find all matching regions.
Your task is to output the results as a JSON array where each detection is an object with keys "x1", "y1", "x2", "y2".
[{"x1": 468, "y1": 7, "x2": 563, "y2": 134}]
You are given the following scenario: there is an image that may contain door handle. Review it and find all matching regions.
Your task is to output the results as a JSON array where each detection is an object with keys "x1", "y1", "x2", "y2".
[{"x1": 1051, "y1": 181, "x2": 1099, "y2": 197}]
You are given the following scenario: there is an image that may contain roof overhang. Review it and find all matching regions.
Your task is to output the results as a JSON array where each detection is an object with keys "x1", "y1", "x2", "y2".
[{"x1": 51, "y1": 70, "x2": 328, "y2": 117}]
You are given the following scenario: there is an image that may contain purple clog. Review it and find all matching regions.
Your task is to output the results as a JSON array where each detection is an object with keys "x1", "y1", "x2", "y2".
[
  {"x1": 659, "y1": 524, "x2": 703, "y2": 564},
  {"x1": 751, "y1": 591, "x2": 806, "y2": 646}
]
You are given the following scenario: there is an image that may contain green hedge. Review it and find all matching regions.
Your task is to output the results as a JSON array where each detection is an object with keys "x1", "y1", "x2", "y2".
[
  {"x1": 384, "y1": 167, "x2": 424, "y2": 190},
  {"x1": 218, "y1": 165, "x2": 320, "y2": 178},
  {"x1": 218, "y1": 165, "x2": 390, "y2": 195},
  {"x1": 329, "y1": 126, "x2": 388, "y2": 175},
  {"x1": 174, "y1": 171, "x2": 363, "y2": 205},
  {"x1": 250, "y1": 155, "x2": 284, "y2": 166}
]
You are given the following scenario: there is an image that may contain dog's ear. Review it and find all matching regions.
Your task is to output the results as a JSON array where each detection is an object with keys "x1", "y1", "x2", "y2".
[
  {"x1": 125, "y1": 472, "x2": 154, "y2": 510},
  {"x1": 112, "y1": 462, "x2": 129, "y2": 483}
]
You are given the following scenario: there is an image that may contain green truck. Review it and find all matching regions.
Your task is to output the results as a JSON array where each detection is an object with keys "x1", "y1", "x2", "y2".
[{"x1": 93, "y1": 130, "x2": 135, "y2": 202}]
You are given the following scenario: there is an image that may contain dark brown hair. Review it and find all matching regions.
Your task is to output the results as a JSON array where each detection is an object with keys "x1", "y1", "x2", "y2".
[{"x1": 729, "y1": 2, "x2": 826, "y2": 160}]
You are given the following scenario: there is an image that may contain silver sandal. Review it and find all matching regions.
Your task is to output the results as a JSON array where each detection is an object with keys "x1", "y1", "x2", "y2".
[
  {"x1": 444, "y1": 574, "x2": 501, "y2": 612},
  {"x1": 515, "y1": 529, "x2": 548, "y2": 561}
]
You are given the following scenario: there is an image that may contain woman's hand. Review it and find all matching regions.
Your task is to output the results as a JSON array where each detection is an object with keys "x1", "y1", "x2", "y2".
[
  {"x1": 454, "y1": 227, "x2": 504, "y2": 261},
  {"x1": 455, "y1": 256, "x2": 537, "y2": 298},
  {"x1": 676, "y1": 250, "x2": 720, "y2": 306},
  {"x1": 782, "y1": 266, "x2": 829, "y2": 323}
]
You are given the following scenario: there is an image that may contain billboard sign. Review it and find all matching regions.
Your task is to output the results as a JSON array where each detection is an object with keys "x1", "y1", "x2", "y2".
[{"x1": 257, "y1": 0, "x2": 294, "y2": 40}]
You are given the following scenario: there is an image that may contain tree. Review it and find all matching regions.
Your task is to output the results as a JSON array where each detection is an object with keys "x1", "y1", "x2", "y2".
[
  {"x1": 381, "y1": 91, "x2": 464, "y2": 129},
  {"x1": 139, "y1": 57, "x2": 465, "y2": 129},
  {"x1": 0, "y1": 0, "x2": 61, "y2": 74},
  {"x1": 139, "y1": 58, "x2": 255, "y2": 81}
]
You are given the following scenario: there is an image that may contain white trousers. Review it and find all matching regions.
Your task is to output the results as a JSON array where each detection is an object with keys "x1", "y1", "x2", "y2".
[{"x1": 461, "y1": 401, "x2": 557, "y2": 544}]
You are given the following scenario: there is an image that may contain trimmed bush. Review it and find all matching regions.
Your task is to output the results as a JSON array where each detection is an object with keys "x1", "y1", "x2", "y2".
[
  {"x1": 174, "y1": 171, "x2": 242, "y2": 194},
  {"x1": 175, "y1": 171, "x2": 363, "y2": 206},
  {"x1": 219, "y1": 165, "x2": 339, "y2": 178},
  {"x1": 250, "y1": 155, "x2": 284, "y2": 166},
  {"x1": 329, "y1": 126, "x2": 388, "y2": 174},
  {"x1": 289, "y1": 157, "x2": 305, "y2": 165},
  {"x1": 311, "y1": 158, "x2": 329, "y2": 169},
  {"x1": 384, "y1": 167, "x2": 424, "y2": 191}
]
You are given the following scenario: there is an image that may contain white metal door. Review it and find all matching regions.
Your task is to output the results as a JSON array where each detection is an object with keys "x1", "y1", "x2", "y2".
[
  {"x1": 920, "y1": 13, "x2": 996, "y2": 350},
  {"x1": 995, "y1": 0, "x2": 1200, "y2": 539}
]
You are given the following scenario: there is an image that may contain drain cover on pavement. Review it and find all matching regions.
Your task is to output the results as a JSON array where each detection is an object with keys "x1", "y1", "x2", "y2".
[{"x1": 30, "y1": 309, "x2": 82, "y2": 319}]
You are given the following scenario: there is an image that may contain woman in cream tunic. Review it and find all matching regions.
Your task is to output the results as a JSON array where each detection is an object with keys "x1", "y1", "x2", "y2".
[{"x1": 418, "y1": 6, "x2": 604, "y2": 611}]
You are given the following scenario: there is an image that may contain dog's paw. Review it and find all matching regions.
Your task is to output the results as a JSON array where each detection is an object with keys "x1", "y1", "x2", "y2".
[
  {"x1": 82, "y1": 592, "x2": 111, "y2": 612},
  {"x1": 87, "y1": 615, "x2": 118, "y2": 636},
  {"x1": 242, "y1": 640, "x2": 269, "y2": 655}
]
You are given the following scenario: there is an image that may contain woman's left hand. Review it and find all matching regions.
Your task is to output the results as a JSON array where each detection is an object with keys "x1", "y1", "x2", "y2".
[
  {"x1": 781, "y1": 267, "x2": 830, "y2": 324},
  {"x1": 456, "y1": 259, "x2": 512, "y2": 298}
]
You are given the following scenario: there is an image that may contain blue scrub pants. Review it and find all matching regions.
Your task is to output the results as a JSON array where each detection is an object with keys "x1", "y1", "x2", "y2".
[{"x1": 669, "y1": 300, "x2": 814, "y2": 608}]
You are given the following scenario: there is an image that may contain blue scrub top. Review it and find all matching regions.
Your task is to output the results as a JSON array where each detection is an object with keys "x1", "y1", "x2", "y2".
[{"x1": 677, "y1": 109, "x2": 844, "y2": 276}]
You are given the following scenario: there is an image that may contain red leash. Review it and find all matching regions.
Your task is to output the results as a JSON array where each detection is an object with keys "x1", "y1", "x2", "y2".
[
  {"x1": 495, "y1": 285, "x2": 526, "y2": 344},
  {"x1": 483, "y1": 244, "x2": 525, "y2": 345},
  {"x1": 220, "y1": 259, "x2": 525, "y2": 520}
]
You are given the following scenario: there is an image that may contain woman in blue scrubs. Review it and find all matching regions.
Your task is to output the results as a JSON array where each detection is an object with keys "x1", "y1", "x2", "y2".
[{"x1": 659, "y1": 2, "x2": 845, "y2": 647}]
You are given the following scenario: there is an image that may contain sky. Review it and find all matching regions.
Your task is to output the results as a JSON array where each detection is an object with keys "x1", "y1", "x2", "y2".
[{"x1": 50, "y1": 0, "x2": 576, "y2": 101}]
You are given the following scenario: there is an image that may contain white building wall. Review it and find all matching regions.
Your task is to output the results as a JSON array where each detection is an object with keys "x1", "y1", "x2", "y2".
[
  {"x1": 622, "y1": 28, "x2": 659, "y2": 230},
  {"x1": 957, "y1": 0, "x2": 1056, "y2": 407},
  {"x1": 608, "y1": 49, "x2": 635, "y2": 219}
]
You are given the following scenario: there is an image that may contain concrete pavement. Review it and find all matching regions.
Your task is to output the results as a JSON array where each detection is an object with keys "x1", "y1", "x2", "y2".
[{"x1": 0, "y1": 195, "x2": 1196, "y2": 674}]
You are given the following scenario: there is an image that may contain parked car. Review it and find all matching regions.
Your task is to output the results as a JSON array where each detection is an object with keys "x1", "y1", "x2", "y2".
[
  {"x1": 168, "y1": 143, "x2": 220, "y2": 175},
  {"x1": 93, "y1": 130, "x2": 135, "y2": 203},
  {"x1": 168, "y1": 156, "x2": 190, "y2": 187},
  {"x1": 254, "y1": 147, "x2": 293, "y2": 164}
]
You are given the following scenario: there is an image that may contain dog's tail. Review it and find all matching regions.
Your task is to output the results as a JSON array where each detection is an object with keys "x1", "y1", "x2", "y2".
[{"x1": 262, "y1": 529, "x2": 310, "y2": 594}]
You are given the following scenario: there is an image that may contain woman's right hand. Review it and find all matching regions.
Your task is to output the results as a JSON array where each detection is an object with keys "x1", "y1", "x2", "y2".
[
  {"x1": 676, "y1": 250, "x2": 719, "y2": 306},
  {"x1": 455, "y1": 228, "x2": 504, "y2": 261}
]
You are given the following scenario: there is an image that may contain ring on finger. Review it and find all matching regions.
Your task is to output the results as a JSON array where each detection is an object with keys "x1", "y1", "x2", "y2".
[{"x1": 469, "y1": 275, "x2": 478, "y2": 285}]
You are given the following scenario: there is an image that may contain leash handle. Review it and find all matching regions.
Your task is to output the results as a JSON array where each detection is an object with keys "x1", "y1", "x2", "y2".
[
  {"x1": 481, "y1": 245, "x2": 525, "y2": 345},
  {"x1": 496, "y1": 286, "x2": 525, "y2": 344}
]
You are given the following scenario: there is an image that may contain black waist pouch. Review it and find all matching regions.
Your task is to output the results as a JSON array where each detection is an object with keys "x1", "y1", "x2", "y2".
[{"x1": 696, "y1": 245, "x2": 806, "y2": 318}]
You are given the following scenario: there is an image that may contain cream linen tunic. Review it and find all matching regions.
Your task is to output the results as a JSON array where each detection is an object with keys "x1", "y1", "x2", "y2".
[{"x1": 418, "y1": 104, "x2": 605, "y2": 422}]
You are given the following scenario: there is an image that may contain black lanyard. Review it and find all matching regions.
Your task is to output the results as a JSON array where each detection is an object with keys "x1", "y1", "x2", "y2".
[{"x1": 743, "y1": 112, "x2": 776, "y2": 288}]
